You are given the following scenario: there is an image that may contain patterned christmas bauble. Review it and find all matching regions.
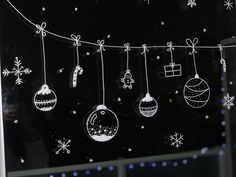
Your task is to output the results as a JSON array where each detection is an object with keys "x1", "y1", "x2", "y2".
[
  {"x1": 86, "y1": 105, "x2": 119, "y2": 142},
  {"x1": 139, "y1": 93, "x2": 158, "y2": 117},
  {"x1": 183, "y1": 76, "x2": 210, "y2": 108},
  {"x1": 34, "y1": 84, "x2": 57, "y2": 111}
]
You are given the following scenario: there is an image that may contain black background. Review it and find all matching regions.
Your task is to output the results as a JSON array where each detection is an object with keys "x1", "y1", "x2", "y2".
[{"x1": 1, "y1": 0, "x2": 234, "y2": 172}]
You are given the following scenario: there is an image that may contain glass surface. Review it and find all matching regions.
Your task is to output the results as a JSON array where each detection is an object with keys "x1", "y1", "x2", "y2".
[{"x1": 0, "y1": 0, "x2": 233, "y2": 174}]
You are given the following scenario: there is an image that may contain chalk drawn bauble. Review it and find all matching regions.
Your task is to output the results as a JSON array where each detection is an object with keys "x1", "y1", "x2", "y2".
[
  {"x1": 139, "y1": 93, "x2": 158, "y2": 117},
  {"x1": 34, "y1": 84, "x2": 57, "y2": 111},
  {"x1": 86, "y1": 105, "x2": 119, "y2": 142},
  {"x1": 183, "y1": 75, "x2": 210, "y2": 108}
]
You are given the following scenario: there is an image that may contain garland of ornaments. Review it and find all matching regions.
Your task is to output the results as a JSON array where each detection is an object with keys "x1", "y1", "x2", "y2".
[{"x1": 2, "y1": 0, "x2": 236, "y2": 142}]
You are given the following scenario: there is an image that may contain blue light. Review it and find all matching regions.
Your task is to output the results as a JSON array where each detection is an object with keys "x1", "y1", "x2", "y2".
[
  {"x1": 85, "y1": 170, "x2": 90, "y2": 175},
  {"x1": 193, "y1": 154, "x2": 198, "y2": 159},
  {"x1": 221, "y1": 88, "x2": 225, "y2": 92},
  {"x1": 162, "y1": 162, "x2": 167, "y2": 167},
  {"x1": 182, "y1": 159, "x2": 188, "y2": 165},
  {"x1": 128, "y1": 164, "x2": 134, "y2": 169},
  {"x1": 49, "y1": 175, "x2": 54, "y2": 177},
  {"x1": 151, "y1": 162, "x2": 157, "y2": 167},
  {"x1": 139, "y1": 162, "x2": 145, "y2": 168},
  {"x1": 61, "y1": 173, "x2": 66, "y2": 177},
  {"x1": 108, "y1": 166, "x2": 114, "y2": 171},
  {"x1": 73, "y1": 172, "x2": 78, "y2": 176},
  {"x1": 97, "y1": 166, "x2": 102, "y2": 171},
  {"x1": 173, "y1": 162, "x2": 178, "y2": 167},
  {"x1": 221, "y1": 110, "x2": 225, "y2": 115}
]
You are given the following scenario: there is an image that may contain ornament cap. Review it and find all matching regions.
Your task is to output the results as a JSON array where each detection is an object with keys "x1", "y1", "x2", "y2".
[
  {"x1": 96, "y1": 105, "x2": 107, "y2": 110},
  {"x1": 143, "y1": 93, "x2": 154, "y2": 102},
  {"x1": 195, "y1": 74, "x2": 199, "y2": 78}
]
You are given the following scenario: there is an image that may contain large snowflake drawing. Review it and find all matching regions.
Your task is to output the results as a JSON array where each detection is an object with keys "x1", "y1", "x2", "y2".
[
  {"x1": 170, "y1": 132, "x2": 184, "y2": 148},
  {"x1": 2, "y1": 57, "x2": 32, "y2": 85},
  {"x1": 223, "y1": 93, "x2": 235, "y2": 110},
  {"x1": 224, "y1": 0, "x2": 233, "y2": 10},
  {"x1": 55, "y1": 139, "x2": 71, "y2": 155},
  {"x1": 187, "y1": 0, "x2": 197, "y2": 8}
]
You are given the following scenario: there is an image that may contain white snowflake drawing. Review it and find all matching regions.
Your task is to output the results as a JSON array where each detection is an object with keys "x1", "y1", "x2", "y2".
[
  {"x1": 55, "y1": 139, "x2": 71, "y2": 155},
  {"x1": 170, "y1": 132, "x2": 184, "y2": 148},
  {"x1": 2, "y1": 57, "x2": 32, "y2": 85},
  {"x1": 223, "y1": 93, "x2": 235, "y2": 110},
  {"x1": 187, "y1": 0, "x2": 197, "y2": 8},
  {"x1": 224, "y1": 0, "x2": 234, "y2": 10}
]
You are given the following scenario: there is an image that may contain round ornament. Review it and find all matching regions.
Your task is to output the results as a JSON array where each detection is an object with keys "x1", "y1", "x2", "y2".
[
  {"x1": 34, "y1": 84, "x2": 57, "y2": 111},
  {"x1": 86, "y1": 105, "x2": 119, "y2": 142},
  {"x1": 183, "y1": 75, "x2": 210, "y2": 108},
  {"x1": 139, "y1": 93, "x2": 158, "y2": 117}
]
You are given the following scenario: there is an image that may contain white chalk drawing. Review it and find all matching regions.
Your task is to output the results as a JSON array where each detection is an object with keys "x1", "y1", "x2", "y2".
[
  {"x1": 187, "y1": 0, "x2": 197, "y2": 8},
  {"x1": 86, "y1": 105, "x2": 119, "y2": 142},
  {"x1": 2, "y1": 57, "x2": 32, "y2": 85},
  {"x1": 55, "y1": 138, "x2": 71, "y2": 155},
  {"x1": 183, "y1": 38, "x2": 210, "y2": 108},
  {"x1": 170, "y1": 132, "x2": 184, "y2": 148},
  {"x1": 34, "y1": 22, "x2": 57, "y2": 111},
  {"x1": 219, "y1": 44, "x2": 227, "y2": 73},
  {"x1": 85, "y1": 40, "x2": 119, "y2": 142},
  {"x1": 223, "y1": 93, "x2": 235, "y2": 110},
  {"x1": 71, "y1": 34, "x2": 83, "y2": 88},
  {"x1": 224, "y1": 0, "x2": 233, "y2": 10},
  {"x1": 139, "y1": 44, "x2": 158, "y2": 117},
  {"x1": 121, "y1": 43, "x2": 135, "y2": 89},
  {"x1": 164, "y1": 42, "x2": 182, "y2": 78},
  {"x1": 34, "y1": 84, "x2": 57, "y2": 111}
]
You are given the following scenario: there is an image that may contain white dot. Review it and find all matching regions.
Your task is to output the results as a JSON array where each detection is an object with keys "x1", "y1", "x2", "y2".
[
  {"x1": 107, "y1": 34, "x2": 111, "y2": 38},
  {"x1": 203, "y1": 28, "x2": 207, "y2": 32},
  {"x1": 205, "y1": 115, "x2": 209, "y2": 119},
  {"x1": 42, "y1": 7, "x2": 46, "y2": 11},
  {"x1": 175, "y1": 90, "x2": 179, "y2": 94},
  {"x1": 169, "y1": 98, "x2": 173, "y2": 103},
  {"x1": 89, "y1": 158, "x2": 93, "y2": 163},
  {"x1": 128, "y1": 148, "x2": 132, "y2": 152},
  {"x1": 141, "y1": 125, "x2": 145, "y2": 130},
  {"x1": 201, "y1": 147, "x2": 208, "y2": 154},
  {"x1": 156, "y1": 56, "x2": 160, "y2": 60},
  {"x1": 86, "y1": 52, "x2": 90, "y2": 56},
  {"x1": 139, "y1": 162, "x2": 145, "y2": 167},
  {"x1": 72, "y1": 110, "x2": 76, "y2": 114},
  {"x1": 61, "y1": 173, "x2": 66, "y2": 177},
  {"x1": 229, "y1": 81, "x2": 233, "y2": 85},
  {"x1": 14, "y1": 120, "x2": 18, "y2": 124},
  {"x1": 74, "y1": 7, "x2": 78, "y2": 11},
  {"x1": 160, "y1": 21, "x2": 165, "y2": 26},
  {"x1": 151, "y1": 162, "x2": 157, "y2": 167},
  {"x1": 20, "y1": 158, "x2": 24, "y2": 163}
]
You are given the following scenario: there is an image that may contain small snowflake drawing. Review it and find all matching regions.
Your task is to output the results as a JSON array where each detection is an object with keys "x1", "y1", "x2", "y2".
[
  {"x1": 170, "y1": 132, "x2": 184, "y2": 148},
  {"x1": 55, "y1": 139, "x2": 71, "y2": 155},
  {"x1": 187, "y1": 0, "x2": 197, "y2": 8},
  {"x1": 224, "y1": 0, "x2": 234, "y2": 10},
  {"x1": 223, "y1": 93, "x2": 235, "y2": 110},
  {"x1": 2, "y1": 57, "x2": 32, "y2": 85}
]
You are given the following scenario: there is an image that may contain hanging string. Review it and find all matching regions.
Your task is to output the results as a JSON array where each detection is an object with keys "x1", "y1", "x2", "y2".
[
  {"x1": 186, "y1": 38, "x2": 199, "y2": 77},
  {"x1": 71, "y1": 34, "x2": 81, "y2": 66},
  {"x1": 218, "y1": 44, "x2": 227, "y2": 72},
  {"x1": 124, "y1": 43, "x2": 131, "y2": 70},
  {"x1": 141, "y1": 44, "x2": 150, "y2": 94},
  {"x1": 167, "y1": 41, "x2": 175, "y2": 66},
  {"x1": 5, "y1": 0, "x2": 236, "y2": 50},
  {"x1": 97, "y1": 40, "x2": 106, "y2": 105},
  {"x1": 36, "y1": 22, "x2": 47, "y2": 84}
]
